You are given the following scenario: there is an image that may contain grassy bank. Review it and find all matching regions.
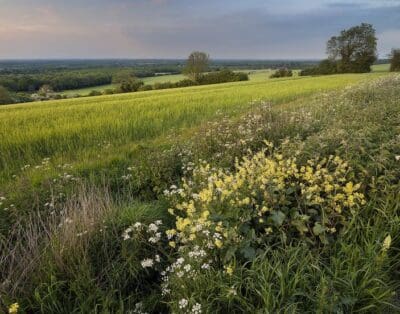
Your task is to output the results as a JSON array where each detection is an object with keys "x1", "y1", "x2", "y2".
[{"x1": 1, "y1": 74, "x2": 399, "y2": 313}]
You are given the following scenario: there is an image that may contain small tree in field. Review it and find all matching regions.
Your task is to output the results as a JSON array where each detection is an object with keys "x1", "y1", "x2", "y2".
[
  {"x1": 390, "y1": 49, "x2": 400, "y2": 72},
  {"x1": 183, "y1": 51, "x2": 209, "y2": 81}
]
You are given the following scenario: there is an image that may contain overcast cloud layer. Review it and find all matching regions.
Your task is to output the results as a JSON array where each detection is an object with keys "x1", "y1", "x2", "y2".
[{"x1": 0, "y1": 0, "x2": 399, "y2": 59}]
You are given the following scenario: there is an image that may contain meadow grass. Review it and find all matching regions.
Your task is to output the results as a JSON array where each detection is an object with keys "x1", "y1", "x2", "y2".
[
  {"x1": 0, "y1": 72, "x2": 386, "y2": 180},
  {"x1": 1, "y1": 74, "x2": 399, "y2": 313}
]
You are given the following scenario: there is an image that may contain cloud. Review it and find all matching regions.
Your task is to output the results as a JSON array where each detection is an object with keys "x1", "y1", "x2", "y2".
[{"x1": 0, "y1": 0, "x2": 399, "y2": 58}]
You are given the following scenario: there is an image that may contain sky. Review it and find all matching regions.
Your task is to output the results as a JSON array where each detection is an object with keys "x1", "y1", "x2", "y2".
[{"x1": 0, "y1": 0, "x2": 399, "y2": 59}]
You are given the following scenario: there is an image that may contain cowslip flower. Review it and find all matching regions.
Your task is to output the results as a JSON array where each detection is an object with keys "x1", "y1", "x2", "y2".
[{"x1": 8, "y1": 303, "x2": 19, "y2": 314}]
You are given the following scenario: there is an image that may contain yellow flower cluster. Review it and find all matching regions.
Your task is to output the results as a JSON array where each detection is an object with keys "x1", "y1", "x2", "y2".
[
  {"x1": 167, "y1": 142, "x2": 366, "y2": 261},
  {"x1": 8, "y1": 303, "x2": 19, "y2": 314}
]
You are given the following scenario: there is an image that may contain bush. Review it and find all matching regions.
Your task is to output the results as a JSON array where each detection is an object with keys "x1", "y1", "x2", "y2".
[
  {"x1": 138, "y1": 85, "x2": 153, "y2": 91},
  {"x1": 103, "y1": 89, "x2": 115, "y2": 95},
  {"x1": 88, "y1": 90, "x2": 102, "y2": 96},
  {"x1": 300, "y1": 59, "x2": 338, "y2": 76},
  {"x1": 270, "y1": 68, "x2": 293, "y2": 78},
  {"x1": 390, "y1": 49, "x2": 400, "y2": 72},
  {"x1": 197, "y1": 69, "x2": 248, "y2": 84}
]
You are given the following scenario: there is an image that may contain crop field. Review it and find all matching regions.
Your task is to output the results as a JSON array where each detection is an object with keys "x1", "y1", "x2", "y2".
[
  {"x1": 0, "y1": 73, "x2": 384, "y2": 180},
  {"x1": 2, "y1": 71, "x2": 400, "y2": 313}
]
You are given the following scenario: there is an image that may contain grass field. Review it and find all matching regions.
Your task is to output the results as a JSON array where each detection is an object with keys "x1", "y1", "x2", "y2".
[
  {"x1": 1, "y1": 71, "x2": 400, "y2": 313},
  {"x1": 60, "y1": 64, "x2": 389, "y2": 96},
  {"x1": 0, "y1": 73, "x2": 385, "y2": 180}
]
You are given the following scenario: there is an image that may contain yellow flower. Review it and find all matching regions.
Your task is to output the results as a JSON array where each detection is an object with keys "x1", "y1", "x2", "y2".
[
  {"x1": 344, "y1": 182, "x2": 354, "y2": 194},
  {"x1": 225, "y1": 265, "x2": 234, "y2": 276},
  {"x1": 382, "y1": 235, "x2": 391, "y2": 252},
  {"x1": 166, "y1": 229, "x2": 176, "y2": 237},
  {"x1": 169, "y1": 241, "x2": 176, "y2": 248},
  {"x1": 9, "y1": 303, "x2": 19, "y2": 314},
  {"x1": 201, "y1": 210, "x2": 210, "y2": 219},
  {"x1": 215, "y1": 239, "x2": 223, "y2": 248}
]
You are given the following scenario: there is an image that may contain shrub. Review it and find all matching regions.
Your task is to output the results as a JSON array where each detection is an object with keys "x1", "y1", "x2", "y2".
[
  {"x1": 197, "y1": 70, "x2": 249, "y2": 84},
  {"x1": 138, "y1": 85, "x2": 153, "y2": 91},
  {"x1": 270, "y1": 68, "x2": 293, "y2": 78},
  {"x1": 390, "y1": 49, "x2": 400, "y2": 72},
  {"x1": 103, "y1": 89, "x2": 115, "y2": 95},
  {"x1": 88, "y1": 90, "x2": 102, "y2": 96}
]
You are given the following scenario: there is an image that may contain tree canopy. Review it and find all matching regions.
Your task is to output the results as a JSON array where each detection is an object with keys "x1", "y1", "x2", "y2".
[
  {"x1": 327, "y1": 23, "x2": 377, "y2": 73},
  {"x1": 183, "y1": 51, "x2": 210, "y2": 81}
]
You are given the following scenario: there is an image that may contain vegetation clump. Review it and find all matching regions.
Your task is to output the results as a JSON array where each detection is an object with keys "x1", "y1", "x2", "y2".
[
  {"x1": 301, "y1": 23, "x2": 377, "y2": 76},
  {"x1": 270, "y1": 68, "x2": 293, "y2": 78},
  {"x1": 390, "y1": 49, "x2": 400, "y2": 72}
]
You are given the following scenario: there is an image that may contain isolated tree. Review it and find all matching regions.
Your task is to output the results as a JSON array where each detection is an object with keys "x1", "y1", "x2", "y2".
[
  {"x1": 327, "y1": 23, "x2": 377, "y2": 73},
  {"x1": 390, "y1": 49, "x2": 400, "y2": 72},
  {"x1": 183, "y1": 51, "x2": 210, "y2": 81},
  {"x1": 0, "y1": 85, "x2": 12, "y2": 105},
  {"x1": 38, "y1": 84, "x2": 54, "y2": 97}
]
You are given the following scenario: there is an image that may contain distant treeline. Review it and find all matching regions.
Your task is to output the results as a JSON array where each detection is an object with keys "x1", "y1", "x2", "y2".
[
  {"x1": 0, "y1": 59, "x2": 320, "y2": 93},
  {"x1": 0, "y1": 66, "x2": 181, "y2": 92},
  {"x1": 97, "y1": 69, "x2": 249, "y2": 95}
]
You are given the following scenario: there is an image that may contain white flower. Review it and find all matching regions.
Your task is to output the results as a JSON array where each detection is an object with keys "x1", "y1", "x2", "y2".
[
  {"x1": 191, "y1": 303, "x2": 202, "y2": 314},
  {"x1": 177, "y1": 271, "x2": 184, "y2": 278},
  {"x1": 148, "y1": 223, "x2": 158, "y2": 232},
  {"x1": 133, "y1": 222, "x2": 142, "y2": 229},
  {"x1": 395, "y1": 155, "x2": 400, "y2": 161},
  {"x1": 201, "y1": 263, "x2": 210, "y2": 270},
  {"x1": 155, "y1": 254, "x2": 161, "y2": 262},
  {"x1": 184, "y1": 264, "x2": 191, "y2": 272},
  {"x1": 155, "y1": 220, "x2": 163, "y2": 225},
  {"x1": 141, "y1": 258, "x2": 154, "y2": 268},
  {"x1": 178, "y1": 298, "x2": 188, "y2": 309}
]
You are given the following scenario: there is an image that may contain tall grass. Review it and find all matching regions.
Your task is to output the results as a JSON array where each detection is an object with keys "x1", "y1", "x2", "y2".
[{"x1": 0, "y1": 73, "x2": 384, "y2": 179}]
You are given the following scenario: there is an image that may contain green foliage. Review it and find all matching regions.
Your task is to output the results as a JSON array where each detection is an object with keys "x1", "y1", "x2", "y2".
[
  {"x1": 197, "y1": 69, "x2": 248, "y2": 84},
  {"x1": 270, "y1": 68, "x2": 293, "y2": 78},
  {"x1": 183, "y1": 51, "x2": 210, "y2": 81},
  {"x1": 1, "y1": 73, "x2": 400, "y2": 312},
  {"x1": 390, "y1": 49, "x2": 400, "y2": 72},
  {"x1": 327, "y1": 23, "x2": 377, "y2": 73},
  {"x1": 0, "y1": 85, "x2": 13, "y2": 105},
  {"x1": 301, "y1": 24, "x2": 377, "y2": 76}
]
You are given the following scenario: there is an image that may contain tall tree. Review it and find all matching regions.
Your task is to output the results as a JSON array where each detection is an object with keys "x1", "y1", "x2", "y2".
[
  {"x1": 327, "y1": 23, "x2": 377, "y2": 73},
  {"x1": 183, "y1": 51, "x2": 210, "y2": 81},
  {"x1": 390, "y1": 49, "x2": 400, "y2": 72}
]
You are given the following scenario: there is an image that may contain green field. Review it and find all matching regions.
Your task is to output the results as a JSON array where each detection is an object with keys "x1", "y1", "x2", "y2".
[
  {"x1": 2, "y1": 71, "x2": 400, "y2": 313},
  {"x1": 1, "y1": 73, "x2": 384, "y2": 179},
  {"x1": 60, "y1": 65, "x2": 389, "y2": 97}
]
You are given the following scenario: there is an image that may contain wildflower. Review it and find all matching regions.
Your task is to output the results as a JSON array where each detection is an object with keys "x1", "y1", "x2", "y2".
[
  {"x1": 225, "y1": 265, "x2": 234, "y2": 276},
  {"x1": 148, "y1": 223, "x2": 158, "y2": 232},
  {"x1": 8, "y1": 303, "x2": 19, "y2": 314},
  {"x1": 178, "y1": 298, "x2": 189, "y2": 309},
  {"x1": 169, "y1": 241, "x2": 176, "y2": 248},
  {"x1": 382, "y1": 235, "x2": 392, "y2": 252},
  {"x1": 191, "y1": 303, "x2": 202, "y2": 314},
  {"x1": 395, "y1": 155, "x2": 400, "y2": 161},
  {"x1": 141, "y1": 258, "x2": 154, "y2": 268},
  {"x1": 214, "y1": 239, "x2": 223, "y2": 248}
]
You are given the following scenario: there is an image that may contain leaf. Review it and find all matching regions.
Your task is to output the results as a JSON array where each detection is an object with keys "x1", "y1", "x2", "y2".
[
  {"x1": 240, "y1": 246, "x2": 256, "y2": 261},
  {"x1": 312, "y1": 223, "x2": 326, "y2": 236},
  {"x1": 270, "y1": 210, "x2": 286, "y2": 226}
]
